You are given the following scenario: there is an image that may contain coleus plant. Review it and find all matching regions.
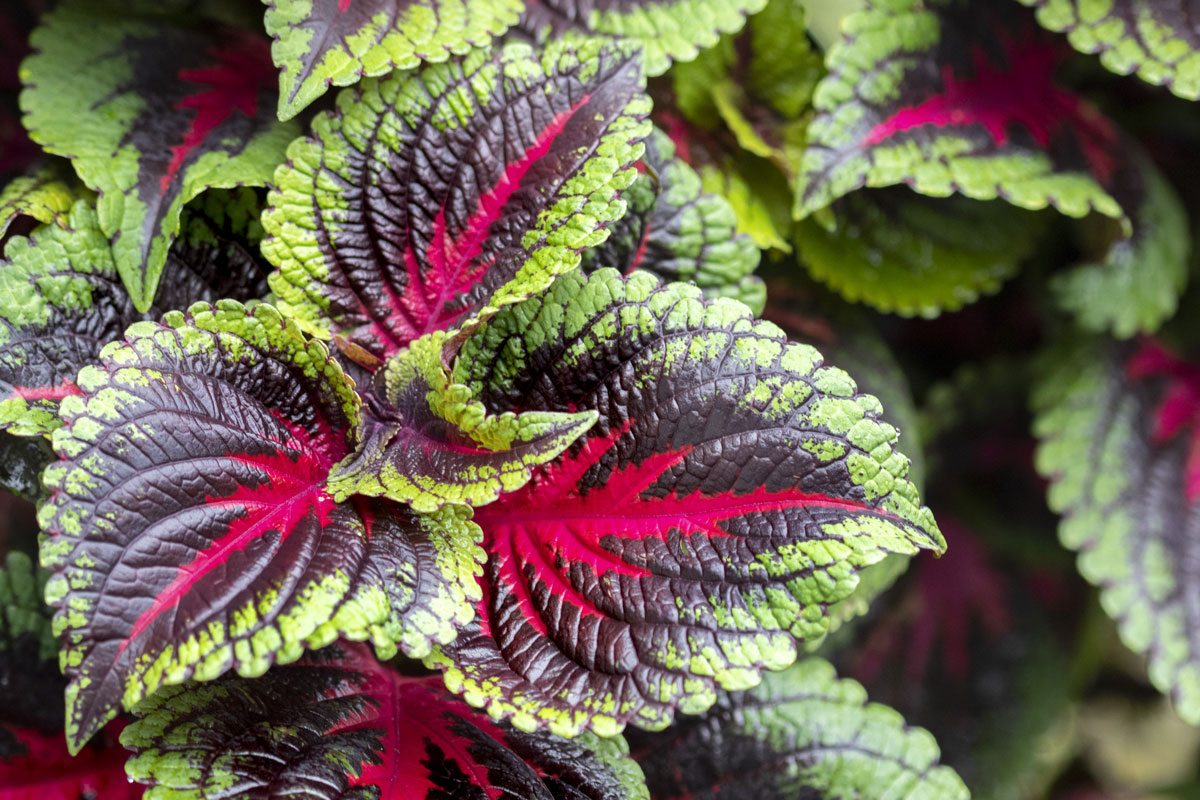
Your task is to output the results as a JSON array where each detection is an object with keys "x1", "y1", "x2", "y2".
[{"x1": 6, "y1": 0, "x2": 1200, "y2": 797}]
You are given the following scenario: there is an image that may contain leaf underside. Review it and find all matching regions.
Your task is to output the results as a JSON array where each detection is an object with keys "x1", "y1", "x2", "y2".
[
  {"x1": 427, "y1": 269, "x2": 943, "y2": 739},
  {"x1": 794, "y1": 189, "x2": 1046, "y2": 318}
]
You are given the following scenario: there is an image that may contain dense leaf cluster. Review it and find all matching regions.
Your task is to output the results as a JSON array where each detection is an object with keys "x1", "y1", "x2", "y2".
[{"x1": 3, "y1": 0, "x2": 1200, "y2": 798}]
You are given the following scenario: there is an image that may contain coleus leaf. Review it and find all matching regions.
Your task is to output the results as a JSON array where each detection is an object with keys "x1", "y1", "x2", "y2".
[
  {"x1": 1019, "y1": 0, "x2": 1200, "y2": 100},
  {"x1": 698, "y1": 154, "x2": 794, "y2": 253},
  {"x1": 1033, "y1": 336, "x2": 1200, "y2": 724},
  {"x1": 327, "y1": 329, "x2": 598, "y2": 512},
  {"x1": 627, "y1": 657, "x2": 968, "y2": 799},
  {"x1": 426, "y1": 269, "x2": 944, "y2": 738},
  {"x1": 123, "y1": 641, "x2": 648, "y2": 800},
  {"x1": 263, "y1": 0, "x2": 524, "y2": 121},
  {"x1": 38, "y1": 301, "x2": 483, "y2": 753},
  {"x1": 20, "y1": 0, "x2": 299, "y2": 312},
  {"x1": 518, "y1": 0, "x2": 766, "y2": 78},
  {"x1": 794, "y1": 189, "x2": 1047, "y2": 317},
  {"x1": 263, "y1": 39, "x2": 652, "y2": 367},
  {"x1": 1051, "y1": 152, "x2": 1190, "y2": 338},
  {"x1": 794, "y1": 0, "x2": 1126, "y2": 226},
  {"x1": 0, "y1": 195, "x2": 274, "y2": 440},
  {"x1": 580, "y1": 130, "x2": 764, "y2": 313}
]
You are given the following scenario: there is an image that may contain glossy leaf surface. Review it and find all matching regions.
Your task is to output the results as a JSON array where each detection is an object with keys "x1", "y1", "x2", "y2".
[
  {"x1": 327, "y1": 330, "x2": 598, "y2": 512},
  {"x1": 123, "y1": 641, "x2": 647, "y2": 800},
  {"x1": 264, "y1": 39, "x2": 651, "y2": 365},
  {"x1": 429, "y1": 269, "x2": 944, "y2": 738}
]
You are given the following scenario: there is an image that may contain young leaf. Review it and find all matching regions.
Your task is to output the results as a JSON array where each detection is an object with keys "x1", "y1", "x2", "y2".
[
  {"x1": 518, "y1": 0, "x2": 766, "y2": 77},
  {"x1": 123, "y1": 641, "x2": 648, "y2": 800},
  {"x1": 426, "y1": 269, "x2": 944, "y2": 738},
  {"x1": 264, "y1": 0, "x2": 524, "y2": 120},
  {"x1": 628, "y1": 658, "x2": 969, "y2": 799},
  {"x1": 327, "y1": 329, "x2": 598, "y2": 512},
  {"x1": 1051, "y1": 152, "x2": 1190, "y2": 338},
  {"x1": 795, "y1": 0, "x2": 1126, "y2": 225},
  {"x1": 580, "y1": 130, "x2": 764, "y2": 313},
  {"x1": 1033, "y1": 337, "x2": 1200, "y2": 724},
  {"x1": 20, "y1": 0, "x2": 299, "y2": 312},
  {"x1": 264, "y1": 39, "x2": 651, "y2": 366},
  {"x1": 1019, "y1": 0, "x2": 1200, "y2": 100},
  {"x1": 39, "y1": 301, "x2": 483, "y2": 753},
  {"x1": 794, "y1": 189, "x2": 1046, "y2": 317}
]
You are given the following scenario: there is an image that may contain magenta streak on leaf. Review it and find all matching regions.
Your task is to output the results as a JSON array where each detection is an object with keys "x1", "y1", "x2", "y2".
[
  {"x1": 371, "y1": 94, "x2": 594, "y2": 354},
  {"x1": 320, "y1": 644, "x2": 512, "y2": 798},
  {"x1": 1127, "y1": 339, "x2": 1200, "y2": 502},
  {"x1": 476, "y1": 423, "x2": 893, "y2": 636},
  {"x1": 864, "y1": 41, "x2": 1119, "y2": 184},
  {"x1": 160, "y1": 34, "x2": 275, "y2": 194},
  {"x1": 0, "y1": 723, "x2": 142, "y2": 800},
  {"x1": 118, "y1": 421, "x2": 343, "y2": 655},
  {"x1": 9, "y1": 381, "x2": 83, "y2": 401},
  {"x1": 339, "y1": 0, "x2": 352, "y2": 11},
  {"x1": 627, "y1": 222, "x2": 651, "y2": 274}
]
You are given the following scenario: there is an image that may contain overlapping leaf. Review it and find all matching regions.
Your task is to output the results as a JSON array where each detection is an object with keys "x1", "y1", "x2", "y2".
[
  {"x1": 264, "y1": 0, "x2": 524, "y2": 120},
  {"x1": 264, "y1": 39, "x2": 651, "y2": 366},
  {"x1": 1019, "y1": 0, "x2": 1200, "y2": 100},
  {"x1": 1034, "y1": 337, "x2": 1200, "y2": 723},
  {"x1": 328, "y1": 330, "x2": 598, "y2": 511},
  {"x1": 795, "y1": 0, "x2": 1126, "y2": 226},
  {"x1": 1051, "y1": 152, "x2": 1190, "y2": 338},
  {"x1": 518, "y1": 0, "x2": 766, "y2": 77},
  {"x1": 0, "y1": 161, "x2": 91, "y2": 242},
  {"x1": 39, "y1": 301, "x2": 483, "y2": 752},
  {"x1": 628, "y1": 657, "x2": 969, "y2": 799},
  {"x1": 21, "y1": 0, "x2": 298, "y2": 311},
  {"x1": 0, "y1": 194, "x2": 274, "y2": 441},
  {"x1": 426, "y1": 269, "x2": 943, "y2": 738},
  {"x1": 580, "y1": 130, "x2": 764, "y2": 313},
  {"x1": 794, "y1": 190, "x2": 1046, "y2": 318},
  {"x1": 123, "y1": 641, "x2": 648, "y2": 800}
]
